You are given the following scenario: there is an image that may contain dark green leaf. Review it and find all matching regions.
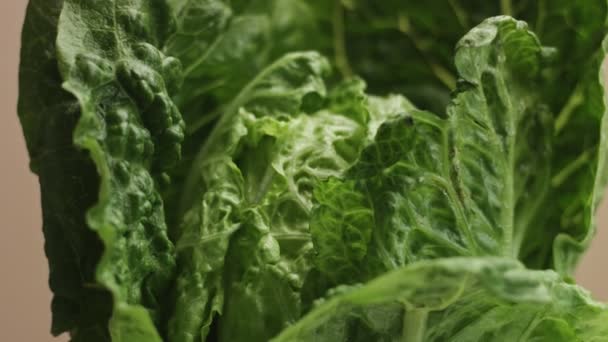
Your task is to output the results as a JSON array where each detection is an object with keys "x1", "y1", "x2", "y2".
[
  {"x1": 54, "y1": 0, "x2": 185, "y2": 340},
  {"x1": 19, "y1": 0, "x2": 111, "y2": 339}
]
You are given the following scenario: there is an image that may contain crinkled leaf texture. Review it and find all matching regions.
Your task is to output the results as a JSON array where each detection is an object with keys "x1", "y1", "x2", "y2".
[
  {"x1": 295, "y1": 14, "x2": 608, "y2": 342},
  {"x1": 167, "y1": 51, "x2": 334, "y2": 342},
  {"x1": 16, "y1": 0, "x2": 608, "y2": 341},
  {"x1": 307, "y1": 0, "x2": 608, "y2": 276},
  {"x1": 310, "y1": 16, "x2": 555, "y2": 285},
  {"x1": 272, "y1": 257, "x2": 608, "y2": 342},
  {"x1": 20, "y1": 0, "x2": 184, "y2": 340},
  {"x1": 311, "y1": 14, "x2": 608, "y2": 281},
  {"x1": 161, "y1": 0, "x2": 322, "y2": 227},
  {"x1": 56, "y1": 0, "x2": 186, "y2": 339}
]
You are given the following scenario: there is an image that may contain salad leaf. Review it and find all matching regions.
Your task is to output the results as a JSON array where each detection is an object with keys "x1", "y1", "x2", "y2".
[
  {"x1": 310, "y1": 17, "x2": 554, "y2": 286},
  {"x1": 515, "y1": 0, "x2": 608, "y2": 275},
  {"x1": 17, "y1": 0, "x2": 608, "y2": 341},
  {"x1": 272, "y1": 257, "x2": 608, "y2": 342},
  {"x1": 306, "y1": 0, "x2": 608, "y2": 274},
  {"x1": 166, "y1": 0, "x2": 320, "y2": 114},
  {"x1": 168, "y1": 60, "x2": 413, "y2": 341},
  {"x1": 18, "y1": 0, "x2": 112, "y2": 339},
  {"x1": 22, "y1": 0, "x2": 185, "y2": 340},
  {"x1": 168, "y1": 51, "x2": 331, "y2": 342},
  {"x1": 216, "y1": 79, "x2": 373, "y2": 342},
  {"x1": 161, "y1": 0, "x2": 321, "y2": 227}
]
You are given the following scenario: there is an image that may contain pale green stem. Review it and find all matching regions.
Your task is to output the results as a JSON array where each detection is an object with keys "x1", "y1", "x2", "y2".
[
  {"x1": 501, "y1": 0, "x2": 513, "y2": 16},
  {"x1": 555, "y1": 84, "x2": 584, "y2": 134},
  {"x1": 402, "y1": 309, "x2": 428, "y2": 342},
  {"x1": 551, "y1": 150, "x2": 593, "y2": 188},
  {"x1": 333, "y1": 0, "x2": 353, "y2": 78}
]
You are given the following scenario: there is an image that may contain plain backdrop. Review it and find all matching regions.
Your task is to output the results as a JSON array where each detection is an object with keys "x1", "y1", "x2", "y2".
[{"x1": 2, "y1": 1, "x2": 608, "y2": 341}]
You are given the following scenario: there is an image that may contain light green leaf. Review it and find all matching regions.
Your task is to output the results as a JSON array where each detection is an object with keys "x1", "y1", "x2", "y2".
[
  {"x1": 305, "y1": 0, "x2": 608, "y2": 274},
  {"x1": 176, "y1": 51, "x2": 330, "y2": 215},
  {"x1": 168, "y1": 51, "x2": 332, "y2": 342},
  {"x1": 310, "y1": 178, "x2": 374, "y2": 284},
  {"x1": 310, "y1": 17, "x2": 554, "y2": 287},
  {"x1": 164, "y1": 0, "x2": 321, "y2": 133},
  {"x1": 215, "y1": 78, "x2": 421, "y2": 342},
  {"x1": 218, "y1": 90, "x2": 370, "y2": 341},
  {"x1": 272, "y1": 257, "x2": 608, "y2": 342}
]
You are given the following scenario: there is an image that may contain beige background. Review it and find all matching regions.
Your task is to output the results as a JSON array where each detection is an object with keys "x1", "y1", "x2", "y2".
[{"x1": 1, "y1": 1, "x2": 607, "y2": 341}]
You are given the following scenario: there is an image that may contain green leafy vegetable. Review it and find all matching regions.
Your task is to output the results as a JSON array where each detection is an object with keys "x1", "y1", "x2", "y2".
[
  {"x1": 273, "y1": 257, "x2": 608, "y2": 342},
  {"x1": 19, "y1": 0, "x2": 111, "y2": 339},
  {"x1": 306, "y1": 0, "x2": 608, "y2": 274},
  {"x1": 17, "y1": 0, "x2": 608, "y2": 341},
  {"x1": 168, "y1": 51, "x2": 332, "y2": 342},
  {"x1": 57, "y1": 0, "x2": 183, "y2": 339}
]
